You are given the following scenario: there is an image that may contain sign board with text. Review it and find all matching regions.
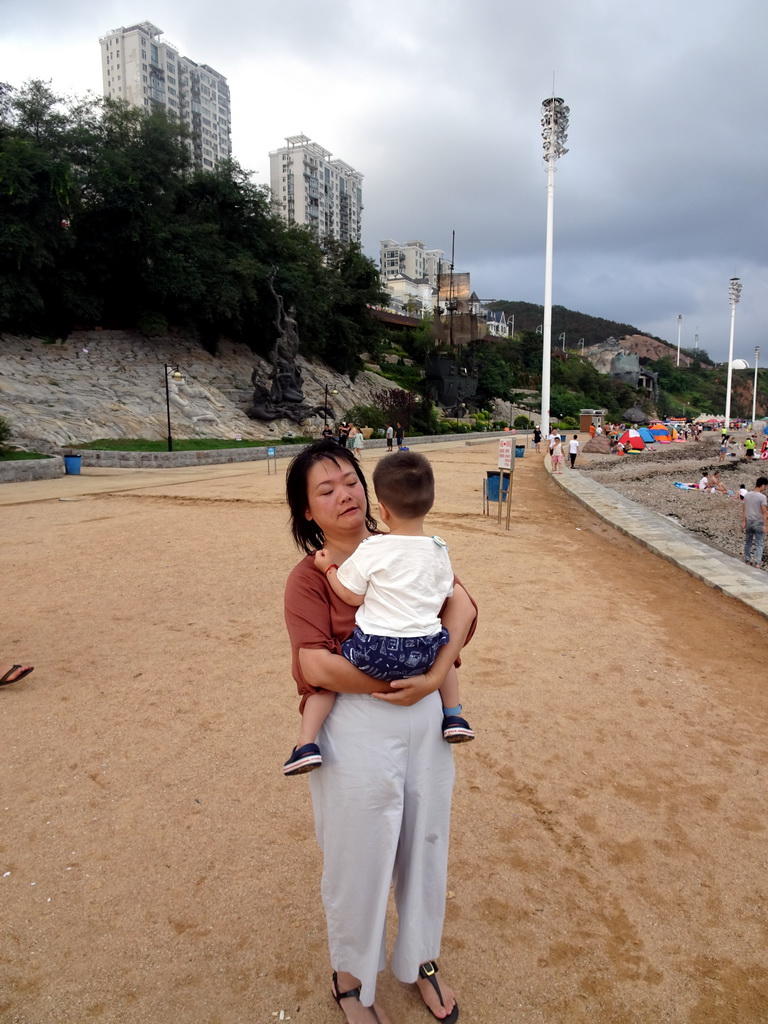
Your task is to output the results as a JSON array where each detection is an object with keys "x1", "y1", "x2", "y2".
[{"x1": 498, "y1": 438, "x2": 513, "y2": 470}]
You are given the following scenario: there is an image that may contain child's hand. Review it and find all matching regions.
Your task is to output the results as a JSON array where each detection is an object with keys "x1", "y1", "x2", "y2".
[{"x1": 314, "y1": 548, "x2": 333, "y2": 574}]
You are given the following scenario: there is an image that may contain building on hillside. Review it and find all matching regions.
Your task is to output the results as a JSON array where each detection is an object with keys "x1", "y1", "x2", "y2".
[
  {"x1": 99, "y1": 22, "x2": 232, "y2": 171},
  {"x1": 269, "y1": 135, "x2": 363, "y2": 244},
  {"x1": 585, "y1": 337, "x2": 658, "y2": 400},
  {"x1": 485, "y1": 310, "x2": 509, "y2": 338},
  {"x1": 378, "y1": 240, "x2": 445, "y2": 317}
]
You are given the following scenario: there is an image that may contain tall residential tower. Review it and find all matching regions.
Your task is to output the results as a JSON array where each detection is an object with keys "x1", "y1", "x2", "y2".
[
  {"x1": 99, "y1": 22, "x2": 232, "y2": 170},
  {"x1": 269, "y1": 135, "x2": 363, "y2": 244}
]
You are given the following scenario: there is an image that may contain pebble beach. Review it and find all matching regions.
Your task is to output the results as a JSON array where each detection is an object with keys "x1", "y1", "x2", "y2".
[{"x1": 578, "y1": 434, "x2": 767, "y2": 564}]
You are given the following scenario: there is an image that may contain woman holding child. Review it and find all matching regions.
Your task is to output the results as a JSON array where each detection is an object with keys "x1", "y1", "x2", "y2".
[{"x1": 283, "y1": 440, "x2": 476, "y2": 1024}]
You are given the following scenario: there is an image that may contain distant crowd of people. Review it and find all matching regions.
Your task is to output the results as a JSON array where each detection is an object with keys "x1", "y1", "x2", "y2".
[{"x1": 320, "y1": 421, "x2": 406, "y2": 459}]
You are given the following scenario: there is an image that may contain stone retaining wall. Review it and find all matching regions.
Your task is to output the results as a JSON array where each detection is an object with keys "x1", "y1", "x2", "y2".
[
  {"x1": 0, "y1": 456, "x2": 64, "y2": 484},
  {"x1": 62, "y1": 432, "x2": 512, "y2": 469}
]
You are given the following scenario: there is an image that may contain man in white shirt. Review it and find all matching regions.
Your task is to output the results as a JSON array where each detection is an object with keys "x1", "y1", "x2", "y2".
[{"x1": 568, "y1": 434, "x2": 580, "y2": 469}]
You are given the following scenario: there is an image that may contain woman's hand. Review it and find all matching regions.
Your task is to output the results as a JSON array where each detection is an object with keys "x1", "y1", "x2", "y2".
[{"x1": 371, "y1": 671, "x2": 441, "y2": 706}]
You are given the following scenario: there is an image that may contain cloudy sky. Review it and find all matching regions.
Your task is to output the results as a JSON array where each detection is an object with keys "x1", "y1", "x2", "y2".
[{"x1": 2, "y1": 0, "x2": 766, "y2": 361}]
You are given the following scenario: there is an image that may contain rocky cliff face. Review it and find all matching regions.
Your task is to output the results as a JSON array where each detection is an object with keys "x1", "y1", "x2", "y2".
[{"x1": 0, "y1": 331, "x2": 402, "y2": 449}]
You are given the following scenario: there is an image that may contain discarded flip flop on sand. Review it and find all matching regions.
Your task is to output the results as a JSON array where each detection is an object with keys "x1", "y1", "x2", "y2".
[{"x1": 0, "y1": 665, "x2": 35, "y2": 686}]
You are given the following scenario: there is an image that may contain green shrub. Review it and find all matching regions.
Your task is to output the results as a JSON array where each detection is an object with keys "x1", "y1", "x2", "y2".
[
  {"x1": 0, "y1": 416, "x2": 12, "y2": 451},
  {"x1": 514, "y1": 415, "x2": 533, "y2": 429}
]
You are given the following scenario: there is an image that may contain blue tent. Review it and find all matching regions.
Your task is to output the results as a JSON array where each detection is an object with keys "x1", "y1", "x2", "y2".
[{"x1": 639, "y1": 427, "x2": 656, "y2": 443}]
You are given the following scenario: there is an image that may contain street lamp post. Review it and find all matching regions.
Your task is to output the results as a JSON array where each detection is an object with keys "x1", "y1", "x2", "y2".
[
  {"x1": 676, "y1": 314, "x2": 683, "y2": 367},
  {"x1": 323, "y1": 384, "x2": 338, "y2": 428},
  {"x1": 539, "y1": 95, "x2": 570, "y2": 439},
  {"x1": 164, "y1": 364, "x2": 185, "y2": 452},
  {"x1": 723, "y1": 277, "x2": 742, "y2": 430},
  {"x1": 558, "y1": 332, "x2": 566, "y2": 351},
  {"x1": 752, "y1": 346, "x2": 760, "y2": 426},
  {"x1": 579, "y1": 338, "x2": 585, "y2": 355}
]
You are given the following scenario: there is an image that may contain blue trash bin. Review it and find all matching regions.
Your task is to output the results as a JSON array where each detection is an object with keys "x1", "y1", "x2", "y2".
[
  {"x1": 515, "y1": 445, "x2": 525, "y2": 459},
  {"x1": 63, "y1": 455, "x2": 82, "y2": 475},
  {"x1": 486, "y1": 470, "x2": 510, "y2": 502}
]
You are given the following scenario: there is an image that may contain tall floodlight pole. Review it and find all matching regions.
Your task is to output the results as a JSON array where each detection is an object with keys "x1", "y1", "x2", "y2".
[
  {"x1": 676, "y1": 314, "x2": 683, "y2": 366},
  {"x1": 723, "y1": 277, "x2": 742, "y2": 429},
  {"x1": 752, "y1": 346, "x2": 760, "y2": 425},
  {"x1": 540, "y1": 95, "x2": 569, "y2": 439}
]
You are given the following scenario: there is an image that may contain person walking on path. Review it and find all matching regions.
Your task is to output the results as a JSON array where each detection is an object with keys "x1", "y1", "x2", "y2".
[
  {"x1": 533, "y1": 427, "x2": 542, "y2": 452},
  {"x1": 386, "y1": 424, "x2": 394, "y2": 452},
  {"x1": 551, "y1": 435, "x2": 564, "y2": 474},
  {"x1": 395, "y1": 422, "x2": 404, "y2": 449},
  {"x1": 568, "y1": 434, "x2": 579, "y2": 469},
  {"x1": 743, "y1": 477, "x2": 768, "y2": 566}
]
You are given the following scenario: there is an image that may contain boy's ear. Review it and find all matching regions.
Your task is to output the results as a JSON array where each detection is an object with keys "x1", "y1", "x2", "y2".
[{"x1": 377, "y1": 499, "x2": 391, "y2": 521}]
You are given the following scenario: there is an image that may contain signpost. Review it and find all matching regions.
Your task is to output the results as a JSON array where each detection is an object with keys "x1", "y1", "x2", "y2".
[
  {"x1": 482, "y1": 438, "x2": 513, "y2": 530},
  {"x1": 266, "y1": 446, "x2": 277, "y2": 475}
]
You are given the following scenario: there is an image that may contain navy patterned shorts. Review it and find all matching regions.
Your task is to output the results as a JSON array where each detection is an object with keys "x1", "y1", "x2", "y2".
[{"x1": 341, "y1": 627, "x2": 450, "y2": 681}]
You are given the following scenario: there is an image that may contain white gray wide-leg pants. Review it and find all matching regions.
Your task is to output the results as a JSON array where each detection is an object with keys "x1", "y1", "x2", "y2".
[{"x1": 309, "y1": 691, "x2": 455, "y2": 1007}]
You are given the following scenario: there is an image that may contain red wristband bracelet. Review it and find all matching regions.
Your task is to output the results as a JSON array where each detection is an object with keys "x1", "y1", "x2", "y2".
[{"x1": 325, "y1": 564, "x2": 339, "y2": 575}]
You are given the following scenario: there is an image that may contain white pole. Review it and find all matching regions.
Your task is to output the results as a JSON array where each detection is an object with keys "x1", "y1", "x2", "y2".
[
  {"x1": 724, "y1": 278, "x2": 742, "y2": 430},
  {"x1": 676, "y1": 315, "x2": 683, "y2": 367},
  {"x1": 541, "y1": 156, "x2": 555, "y2": 439},
  {"x1": 539, "y1": 96, "x2": 569, "y2": 439},
  {"x1": 752, "y1": 346, "x2": 760, "y2": 425}
]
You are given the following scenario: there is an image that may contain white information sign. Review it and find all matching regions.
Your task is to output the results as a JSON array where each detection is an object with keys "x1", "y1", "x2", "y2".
[{"x1": 498, "y1": 438, "x2": 513, "y2": 470}]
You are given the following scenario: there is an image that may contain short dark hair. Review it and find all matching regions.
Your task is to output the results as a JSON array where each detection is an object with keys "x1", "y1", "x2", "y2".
[
  {"x1": 372, "y1": 451, "x2": 435, "y2": 518},
  {"x1": 756, "y1": 477, "x2": 768, "y2": 488},
  {"x1": 285, "y1": 440, "x2": 377, "y2": 554}
]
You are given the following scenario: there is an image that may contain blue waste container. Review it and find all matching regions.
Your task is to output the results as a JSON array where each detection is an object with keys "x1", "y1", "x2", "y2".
[
  {"x1": 63, "y1": 455, "x2": 82, "y2": 475},
  {"x1": 515, "y1": 445, "x2": 525, "y2": 459},
  {"x1": 486, "y1": 470, "x2": 510, "y2": 502}
]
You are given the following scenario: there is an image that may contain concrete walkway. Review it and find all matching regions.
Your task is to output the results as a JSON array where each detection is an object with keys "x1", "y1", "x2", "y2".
[{"x1": 548, "y1": 457, "x2": 768, "y2": 620}]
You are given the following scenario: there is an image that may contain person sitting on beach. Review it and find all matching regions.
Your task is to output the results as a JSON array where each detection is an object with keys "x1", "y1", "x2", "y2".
[
  {"x1": 284, "y1": 451, "x2": 474, "y2": 776},
  {"x1": 698, "y1": 473, "x2": 709, "y2": 490},
  {"x1": 709, "y1": 471, "x2": 730, "y2": 496},
  {"x1": 739, "y1": 484, "x2": 748, "y2": 501}
]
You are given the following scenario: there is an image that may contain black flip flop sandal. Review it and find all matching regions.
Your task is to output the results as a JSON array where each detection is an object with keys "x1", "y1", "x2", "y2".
[
  {"x1": 0, "y1": 665, "x2": 34, "y2": 686},
  {"x1": 418, "y1": 961, "x2": 459, "y2": 1023}
]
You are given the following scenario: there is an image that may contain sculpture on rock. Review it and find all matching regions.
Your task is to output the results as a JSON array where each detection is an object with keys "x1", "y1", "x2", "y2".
[{"x1": 248, "y1": 271, "x2": 323, "y2": 423}]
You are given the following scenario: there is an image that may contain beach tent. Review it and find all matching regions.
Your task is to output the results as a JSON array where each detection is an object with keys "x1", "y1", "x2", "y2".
[
  {"x1": 648, "y1": 422, "x2": 672, "y2": 443},
  {"x1": 619, "y1": 429, "x2": 645, "y2": 451},
  {"x1": 638, "y1": 427, "x2": 656, "y2": 443}
]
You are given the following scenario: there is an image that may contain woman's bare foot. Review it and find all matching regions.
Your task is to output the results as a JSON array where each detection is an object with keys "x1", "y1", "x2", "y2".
[
  {"x1": 332, "y1": 972, "x2": 391, "y2": 1024},
  {"x1": 416, "y1": 962, "x2": 457, "y2": 1021}
]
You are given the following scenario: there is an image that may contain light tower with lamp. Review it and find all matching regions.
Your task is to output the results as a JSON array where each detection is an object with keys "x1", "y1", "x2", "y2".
[
  {"x1": 676, "y1": 314, "x2": 683, "y2": 367},
  {"x1": 752, "y1": 346, "x2": 760, "y2": 426},
  {"x1": 539, "y1": 94, "x2": 570, "y2": 439},
  {"x1": 723, "y1": 277, "x2": 742, "y2": 430}
]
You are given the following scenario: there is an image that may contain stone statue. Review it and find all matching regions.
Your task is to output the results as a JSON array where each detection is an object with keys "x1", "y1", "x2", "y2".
[{"x1": 247, "y1": 271, "x2": 322, "y2": 423}]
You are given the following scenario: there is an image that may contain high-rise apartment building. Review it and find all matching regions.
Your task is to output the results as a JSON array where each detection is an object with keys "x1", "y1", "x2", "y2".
[
  {"x1": 99, "y1": 22, "x2": 232, "y2": 171},
  {"x1": 380, "y1": 240, "x2": 445, "y2": 287},
  {"x1": 269, "y1": 135, "x2": 363, "y2": 245}
]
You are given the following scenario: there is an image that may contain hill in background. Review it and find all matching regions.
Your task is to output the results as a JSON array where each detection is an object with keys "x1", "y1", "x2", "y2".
[{"x1": 485, "y1": 300, "x2": 662, "y2": 349}]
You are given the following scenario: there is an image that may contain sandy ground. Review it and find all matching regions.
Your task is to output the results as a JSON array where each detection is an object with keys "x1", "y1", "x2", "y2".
[{"x1": 2, "y1": 440, "x2": 767, "y2": 1024}]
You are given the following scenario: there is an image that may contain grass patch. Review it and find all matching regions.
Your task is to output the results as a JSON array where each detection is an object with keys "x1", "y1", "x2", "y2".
[
  {"x1": 0, "y1": 450, "x2": 52, "y2": 461},
  {"x1": 70, "y1": 437, "x2": 315, "y2": 452}
]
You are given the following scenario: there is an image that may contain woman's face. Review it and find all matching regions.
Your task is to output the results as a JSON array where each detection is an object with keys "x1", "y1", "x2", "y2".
[{"x1": 304, "y1": 457, "x2": 368, "y2": 541}]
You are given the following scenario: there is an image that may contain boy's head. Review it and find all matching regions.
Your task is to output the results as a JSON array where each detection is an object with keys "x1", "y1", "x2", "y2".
[
  {"x1": 372, "y1": 451, "x2": 434, "y2": 519},
  {"x1": 755, "y1": 477, "x2": 768, "y2": 490}
]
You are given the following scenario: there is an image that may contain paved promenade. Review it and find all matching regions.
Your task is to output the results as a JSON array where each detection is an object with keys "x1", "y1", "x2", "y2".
[{"x1": 547, "y1": 456, "x2": 768, "y2": 619}]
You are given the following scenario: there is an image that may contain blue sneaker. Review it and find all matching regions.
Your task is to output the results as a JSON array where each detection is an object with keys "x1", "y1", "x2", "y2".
[
  {"x1": 442, "y1": 716, "x2": 475, "y2": 744},
  {"x1": 283, "y1": 743, "x2": 322, "y2": 776}
]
